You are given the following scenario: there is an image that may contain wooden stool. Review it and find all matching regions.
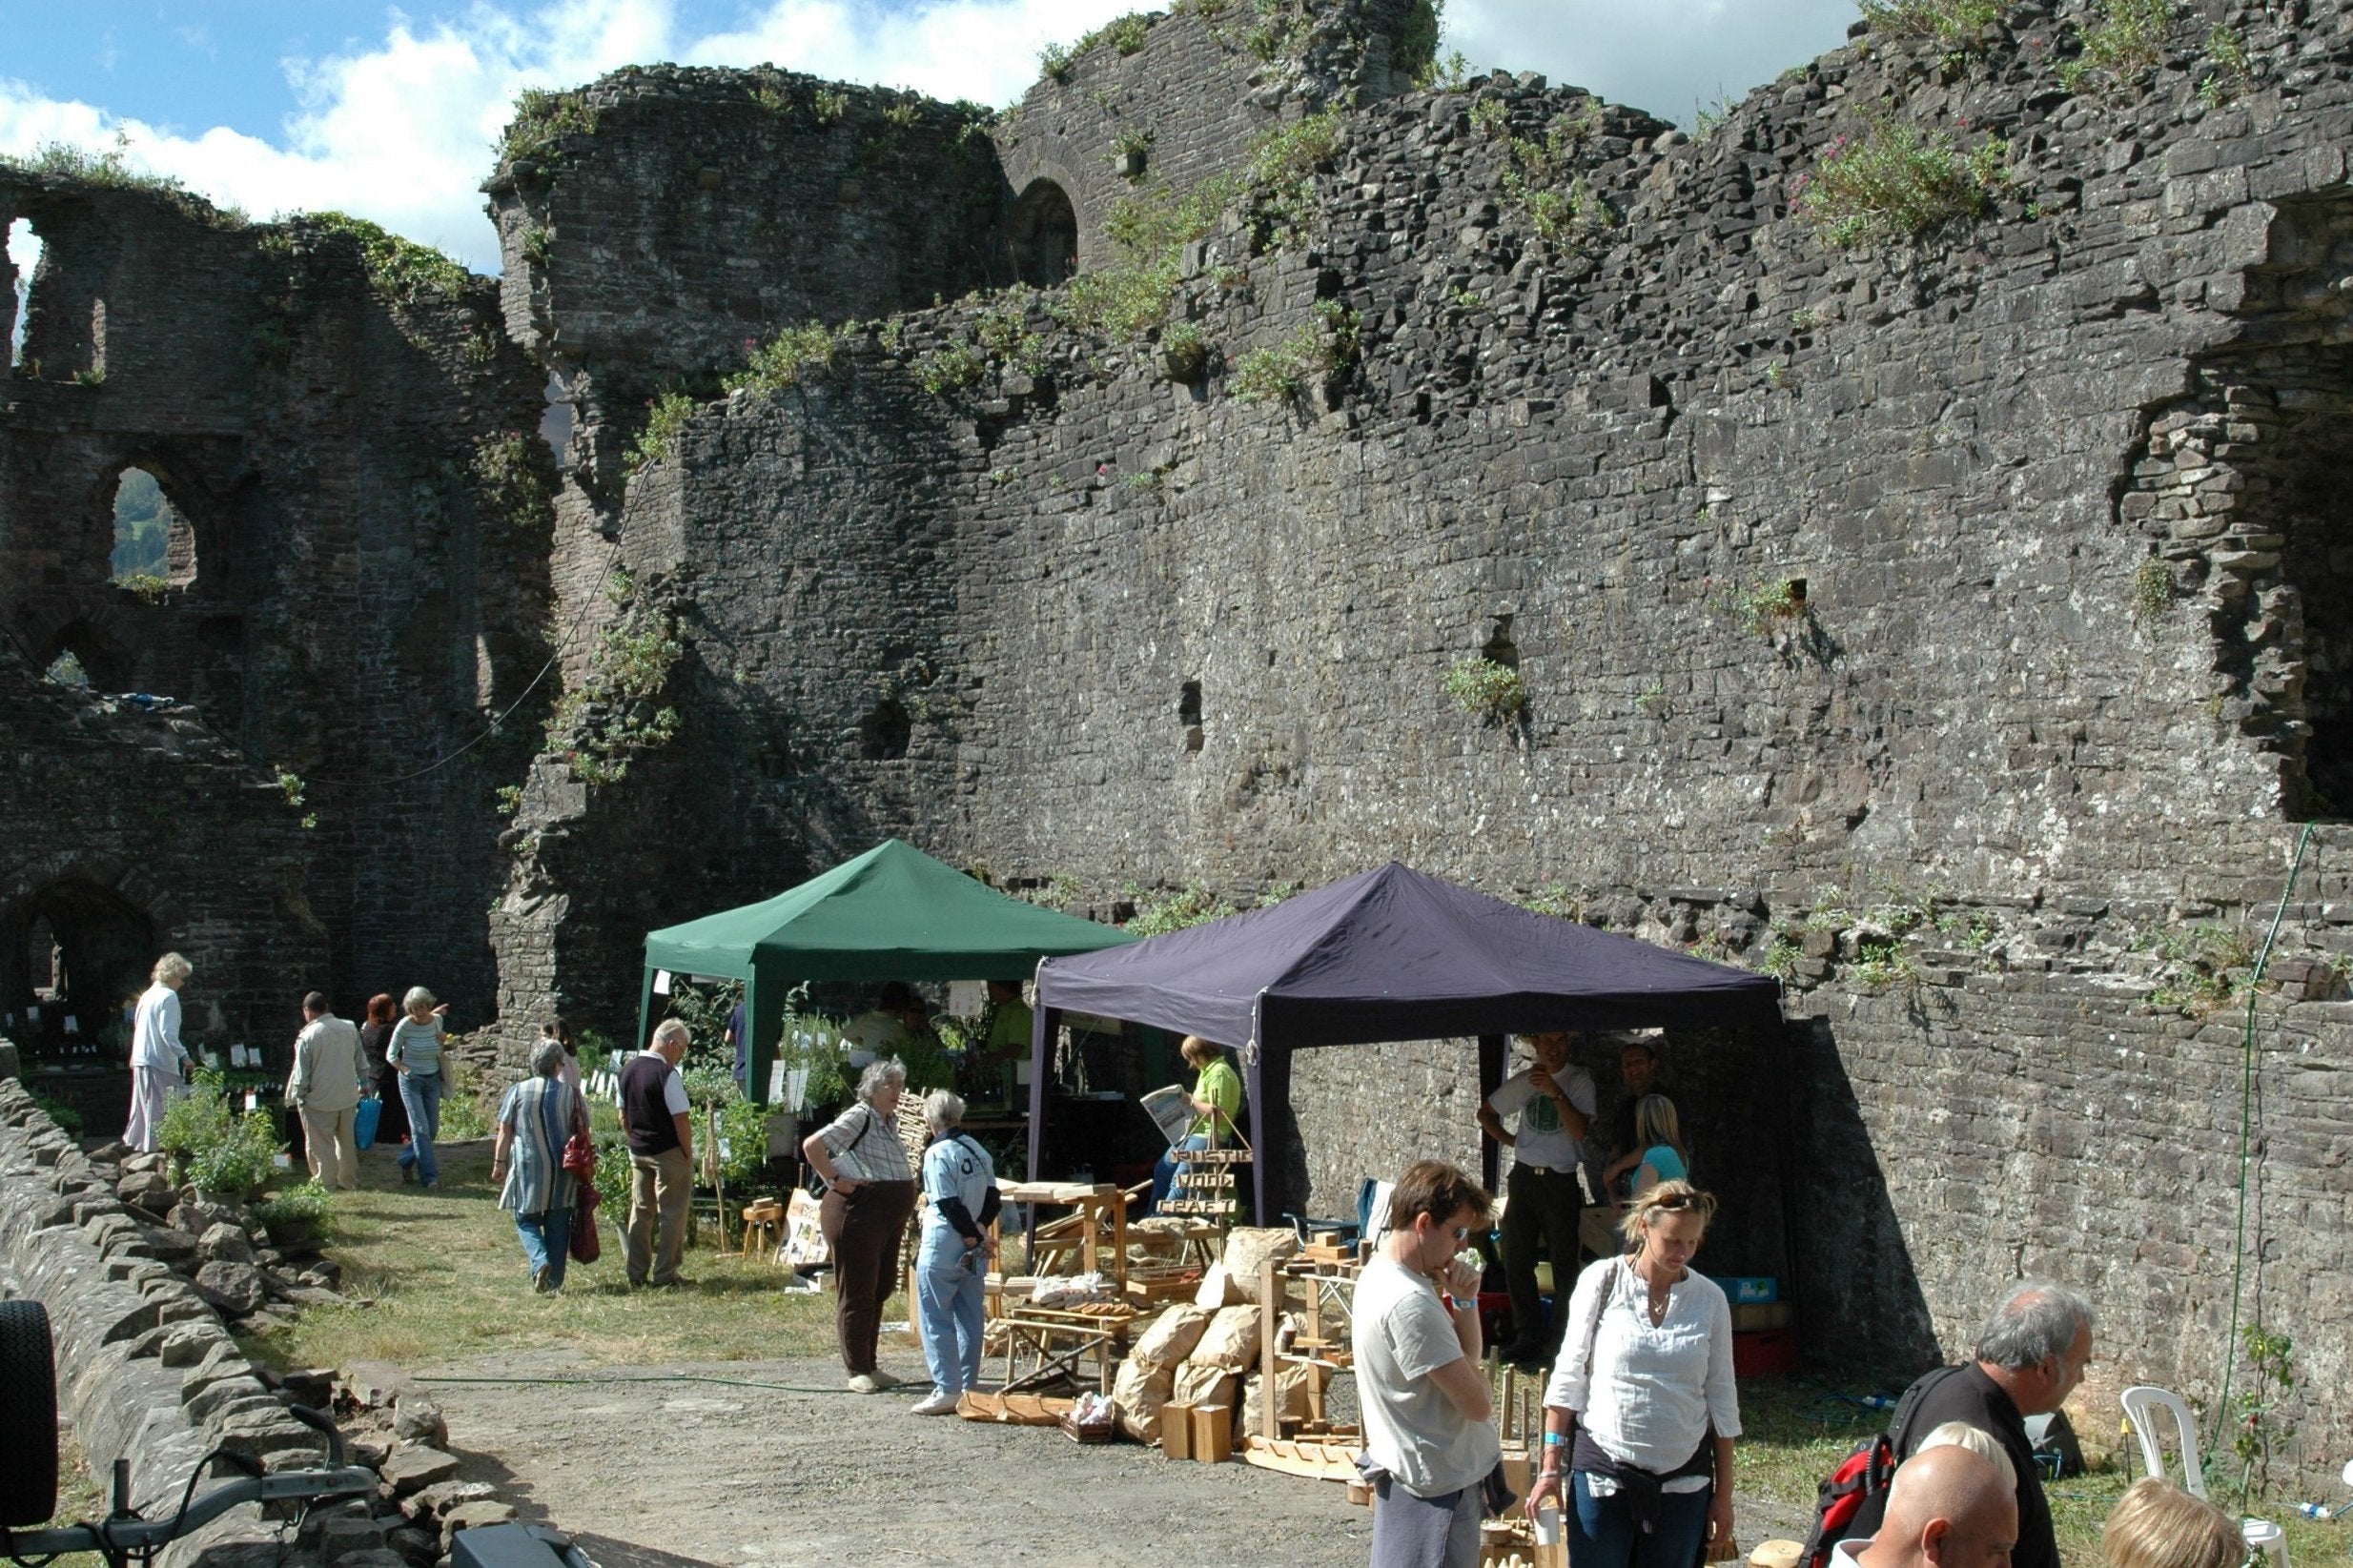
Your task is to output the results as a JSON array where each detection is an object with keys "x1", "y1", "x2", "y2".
[{"x1": 741, "y1": 1199, "x2": 785, "y2": 1261}]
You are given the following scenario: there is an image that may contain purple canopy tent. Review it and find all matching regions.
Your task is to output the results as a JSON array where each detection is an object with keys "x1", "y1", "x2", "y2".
[{"x1": 1025, "y1": 861, "x2": 1784, "y2": 1223}]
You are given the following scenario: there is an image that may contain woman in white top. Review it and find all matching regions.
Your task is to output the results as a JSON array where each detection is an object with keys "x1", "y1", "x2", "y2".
[
  {"x1": 125, "y1": 952, "x2": 194, "y2": 1152},
  {"x1": 1526, "y1": 1180, "x2": 1739, "y2": 1568}
]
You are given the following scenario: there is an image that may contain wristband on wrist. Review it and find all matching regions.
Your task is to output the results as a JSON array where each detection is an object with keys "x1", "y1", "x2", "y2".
[{"x1": 1543, "y1": 1432, "x2": 1566, "y2": 1447}]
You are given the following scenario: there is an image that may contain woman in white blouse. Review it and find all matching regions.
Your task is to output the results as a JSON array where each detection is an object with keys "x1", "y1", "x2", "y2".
[
  {"x1": 1525, "y1": 1180, "x2": 1739, "y2": 1568},
  {"x1": 125, "y1": 952, "x2": 194, "y2": 1152}
]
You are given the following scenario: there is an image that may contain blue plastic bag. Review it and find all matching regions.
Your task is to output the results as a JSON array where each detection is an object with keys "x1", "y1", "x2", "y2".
[{"x1": 354, "y1": 1096, "x2": 383, "y2": 1151}]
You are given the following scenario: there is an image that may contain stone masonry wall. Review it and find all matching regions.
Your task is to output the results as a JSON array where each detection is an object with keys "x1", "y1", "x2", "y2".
[
  {"x1": 0, "y1": 642, "x2": 327, "y2": 1103},
  {"x1": 0, "y1": 176, "x2": 554, "y2": 1021},
  {"x1": 478, "y1": 0, "x2": 2353, "y2": 1475}
]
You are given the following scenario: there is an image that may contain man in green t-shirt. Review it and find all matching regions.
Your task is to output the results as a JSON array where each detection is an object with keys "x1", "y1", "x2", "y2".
[
  {"x1": 974, "y1": 979, "x2": 1033, "y2": 1106},
  {"x1": 1144, "y1": 1035, "x2": 1240, "y2": 1215}
]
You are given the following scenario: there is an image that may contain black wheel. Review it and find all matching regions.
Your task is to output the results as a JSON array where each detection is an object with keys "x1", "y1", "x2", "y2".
[{"x1": 0, "y1": 1298, "x2": 58, "y2": 1528}]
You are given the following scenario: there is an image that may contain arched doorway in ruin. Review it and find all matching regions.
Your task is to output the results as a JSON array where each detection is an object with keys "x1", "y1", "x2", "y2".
[
  {"x1": 1006, "y1": 178, "x2": 1079, "y2": 288},
  {"x1": 0, "y1": 877, "x2": 156, "y2": 1080}
]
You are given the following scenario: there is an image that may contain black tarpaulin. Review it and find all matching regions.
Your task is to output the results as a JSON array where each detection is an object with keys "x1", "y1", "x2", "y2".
[{"x1": 1026, "y1": 861, "x2": 1784, "y2": 1220}]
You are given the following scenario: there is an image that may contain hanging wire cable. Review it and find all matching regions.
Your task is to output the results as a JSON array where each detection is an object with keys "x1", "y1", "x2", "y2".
[
  {"x1": 2207, "y1": 819, "x2": 2314, "y2": 1456},
  {"x1": 307, "y1": 539, "x2": 625, "y2": 789}
]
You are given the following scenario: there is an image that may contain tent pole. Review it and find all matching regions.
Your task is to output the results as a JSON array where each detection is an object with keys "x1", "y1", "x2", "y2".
[
  {"x1": 743, "y1": 971, "x2": 762, "y2": 1108},
  {"x1": 636, "y1": 967, "x2": 657, "y2": 1055},
  {"x1": 1477, "y1": 1033, "x2": 1506, "y2": 1195},
  {"x1": 1249, "y1": 995, "x2": 1268, "y2": 1227},
  {"x1": 1027, "y1": 1000, "x2": 1059, "y2": 1266},
  {"x1": 1026, "y1": 1005, "x2": 1056, "y2": 1181}
]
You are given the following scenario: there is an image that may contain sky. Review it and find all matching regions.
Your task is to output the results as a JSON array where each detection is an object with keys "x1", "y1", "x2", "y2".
[{"x1": 0, "y1": 0, "x2": 1858, "y2": 275}]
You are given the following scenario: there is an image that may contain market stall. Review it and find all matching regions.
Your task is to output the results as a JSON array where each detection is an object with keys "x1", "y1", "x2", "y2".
[
  {"x1": 1025, "y1": 860, "x2": 1786, "y2": 1222},
  {"x1": 636, "y1": 838, "x2": 1135, "y2": 1109}
]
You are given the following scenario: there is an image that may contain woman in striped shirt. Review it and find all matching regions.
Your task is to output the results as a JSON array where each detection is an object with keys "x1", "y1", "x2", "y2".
[
  {"x1": 492, "y1": 1037, "x2": 590, "y2": 1293},
  {"x1": 385, "y1": 987, "x2": 451, "y2": 1188}
]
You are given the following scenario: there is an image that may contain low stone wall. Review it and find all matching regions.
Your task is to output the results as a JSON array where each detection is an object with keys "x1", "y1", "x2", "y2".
[{"x1": 0, "y1": 1074, "x2": 519, "y2": 1568}]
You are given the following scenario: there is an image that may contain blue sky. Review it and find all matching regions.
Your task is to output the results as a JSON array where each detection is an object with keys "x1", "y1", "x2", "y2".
[{"x1": 2, "y1": 0, "x2": 1857, "y2": 273}]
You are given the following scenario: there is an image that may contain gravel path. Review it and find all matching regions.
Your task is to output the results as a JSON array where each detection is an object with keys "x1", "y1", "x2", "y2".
[
  {"x1": 424, "y1": 1346, "x2": 1815, "y2": 1568},
  {"x1": 425, "y1": 1345, "x2": 1368, "y2": 1568}
]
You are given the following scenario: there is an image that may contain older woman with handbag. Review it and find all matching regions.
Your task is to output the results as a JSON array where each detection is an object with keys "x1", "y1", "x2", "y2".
[
  {"x1": 803, "y1": 1057, "x2": 916, "y2": 1394},
  {"x1": 491, "y1": 1037, "x2": 590, "y2": 1293},
  {"x1": 1526, "y1": 1180, "x2": 1740, "y2": 1568}
]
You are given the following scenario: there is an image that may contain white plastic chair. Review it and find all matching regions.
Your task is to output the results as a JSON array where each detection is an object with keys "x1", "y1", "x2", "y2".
[
  {"x1": 2120, "y1": 1385, "x2": 2209, "y2": 1496},
  {"x1": 2119, "y1": 1384, "x2": 2288, "y2": 1568}
]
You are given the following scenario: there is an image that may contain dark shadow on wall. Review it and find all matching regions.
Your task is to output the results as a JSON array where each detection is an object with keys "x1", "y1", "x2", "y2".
[{"x1": 1781, "y1": 1014, "x2": 1941, "y2": 1375}]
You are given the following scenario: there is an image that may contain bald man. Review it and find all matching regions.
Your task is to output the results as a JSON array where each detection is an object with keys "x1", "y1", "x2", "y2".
[{"x1": 1835, "y1": 1446, "x2": 2019, "y2": 1568}]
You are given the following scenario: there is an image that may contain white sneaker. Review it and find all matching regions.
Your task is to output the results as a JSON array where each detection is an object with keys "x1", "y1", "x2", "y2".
[
  {"x1": 846, "y1": 1373, "x2": 881, "y2": 1395},
  {"x1": 867, "y1": 1367, "x2": 906, "y2": 1390},
  {"x1": 910, "y1": 1390, "x2": 960, "y2": 1416}
]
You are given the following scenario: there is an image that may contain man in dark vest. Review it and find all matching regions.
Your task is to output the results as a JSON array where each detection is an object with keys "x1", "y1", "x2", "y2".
[
  {"x1": 1844, "y1": 1281, "x2": 2095, "y2": 1568},
  {"x1": 621, "y1": 1018, "x2": 695, "y2": 1288}
]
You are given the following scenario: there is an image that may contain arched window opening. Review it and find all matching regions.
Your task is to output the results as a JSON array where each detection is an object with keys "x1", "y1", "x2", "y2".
[
  {"x1": 43, "y1": 621, "x2": 132, "y2": 694},
  {"x1": 7, "y1": 216, "x2": 41, "y2": 370},
  {"x1": 539, "y1": 368, "x2": 576, "y2": 469},
  {"x1": 112, "y1": 466, "x2": 195, "y2": 590},
  {"x1": 1008, "y1": 179, "x2": 1078, "y2": 288},
  {"x1": 1, "y1": 879, "x2": 156, "y2": 1063}
]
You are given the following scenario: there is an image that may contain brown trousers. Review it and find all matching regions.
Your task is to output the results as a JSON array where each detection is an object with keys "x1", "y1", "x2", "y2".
[
  {"x1": 626, "y1": 1146, "x2": 693, "y2": 1286},
  {"x1": 820, "y1": 1180, "x2": 915, "y2": 1374}
]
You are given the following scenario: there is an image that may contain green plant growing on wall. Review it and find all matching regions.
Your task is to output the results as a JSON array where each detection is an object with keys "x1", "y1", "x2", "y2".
[
  {"x1": 1245, "y1": 111, "x2": 1342, "y2": 248},
  {"x1": 309, "y1": 212, "x2": 471, "y2": 304},
  {"x1": 1126, "y1": 883, "x2": 1238, "y2": 936},
  {"x1": 2133, "y1": 558, "x2": 2172, "y2": 621},
  {"x1": 0, "y1": 137, "x2": 246, "y2": 228},
  {"x1": 1494, "y1": 103, "x2": 1617, "y2": 250},
  {"x1": 2198, "y1": 23, "x2": 2253, "y2": 105},
  {"x1": 1391, "y1": 0, "x2": 1444, "y2": 85},
  {"x1": 1857, "y1": 0, "x2": 2009, "y2": 51},
  {"x1": 1743, "y1": 578, "x2": 1808, "y2": 633},
  {"x1": 1229, "y1": 298, "x2": 1359, "y2": 405},
  {"x1": 552, "y1": 589, "x2": 685, "y2": 786},
  {"x1": 1039, "y1": 42, "x2": 1075, "y2": 80},
  {"x1": 502, "y1": 88, "x2": 599, "y2": 165},
  {"x1": 975, "y1": 289, "x2": 1049, "y2": 376},
  {"x1": 495, "y1": 784, "x2": 524, "y2": 817},
  {"x1": 914, "y1": 338, "x2": 988, "y2": 395},
  {"x1": 473, "y1": 431, "x2": 553, "y2": 540},
  {"x1": 116, "y1": 573, "x2": 170, "y2": 603},
  {"x1": 728, "y1": 321, "x2": 844, "y2": 397},
  {"x1": 1794, "y1": 120, "x2": 2009, "y2": 248},
  {"x1": 812, "y1": 88, "x2": 851, "y2": 124},
  {"x1": 1444, "y1": 656, "x2": 1525, "y2": 720},
  {"x1": 2065, "y1": 0, "x2": 2173, "y2": 90},
  {"x1": 629, "y1": 390, "x2": 698, "y2": 470},
  {"x1": 520, "y1": 224, "x2": 552, "y2": 265},
  {"x1": 2138, "y1": 921, "x2": 2255, "y2": 1015},
  {"x1": 1105, "y1": 13, "x2": 1152, "y2": 52}
]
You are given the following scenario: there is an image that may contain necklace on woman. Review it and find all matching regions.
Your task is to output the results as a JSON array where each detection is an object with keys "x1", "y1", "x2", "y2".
[{"x1": 1631, "y1": 1256, "x2": 1676, "y2": 1325}]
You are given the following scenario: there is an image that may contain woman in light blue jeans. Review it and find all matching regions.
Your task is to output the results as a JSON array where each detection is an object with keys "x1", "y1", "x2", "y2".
[
  {"x1": 386, "y1": 986, "x2": 451, "y2": 1188},
  {"x1": 910, "y1": 1089, "x2": 999, "y2": 1415},
  {"x1": 492, "y1": 1038, "x2": 588, "y2": 1293}
]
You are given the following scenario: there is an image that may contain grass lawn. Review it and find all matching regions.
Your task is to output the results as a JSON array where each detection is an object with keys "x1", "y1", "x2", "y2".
[
  {"x1": 241, "y1": 1138, "x2": 864, "y2": 1372},
  {"x1": 36, "y1": 1428, "x2": 109, "y2": 1568}
]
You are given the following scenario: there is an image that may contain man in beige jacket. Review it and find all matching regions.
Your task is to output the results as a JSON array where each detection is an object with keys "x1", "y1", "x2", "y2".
[{"x1": 288, "y1": 991, "x2": 371, "y2": 1190}]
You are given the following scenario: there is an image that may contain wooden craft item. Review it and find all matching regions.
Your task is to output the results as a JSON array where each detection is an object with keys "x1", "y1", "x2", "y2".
[
  {"x1": 1162, "y1": 1400, "x2": 1197, "y2": 1460},
  {"x1": 1188, "y1": 1403, "x2": 1234, "y2": 1463}
]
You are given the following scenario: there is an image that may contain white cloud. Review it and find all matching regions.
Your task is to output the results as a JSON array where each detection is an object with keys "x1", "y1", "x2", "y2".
[{"x1": 0, "y1": 0, "x2": 1861, "y2": 275}]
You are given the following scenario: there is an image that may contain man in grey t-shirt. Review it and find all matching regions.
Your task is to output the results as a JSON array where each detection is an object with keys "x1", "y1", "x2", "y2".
[{"x1": 1356, "y1": 1160, "x2": 1503, "y2": 1568}]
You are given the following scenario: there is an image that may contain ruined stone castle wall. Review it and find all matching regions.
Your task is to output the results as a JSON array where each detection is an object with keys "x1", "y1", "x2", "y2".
[
  {"x1": 481, "y1": 0, "x2": 2353, "y2": 1468},
  {"x1": 0, "y1": 179, "x2": 552, "y2": 1021}
]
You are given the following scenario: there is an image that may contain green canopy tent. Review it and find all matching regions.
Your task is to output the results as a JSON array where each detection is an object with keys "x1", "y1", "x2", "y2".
[{"x1": 636, "y1": 839, "x2": 1136, "y2": 1108}]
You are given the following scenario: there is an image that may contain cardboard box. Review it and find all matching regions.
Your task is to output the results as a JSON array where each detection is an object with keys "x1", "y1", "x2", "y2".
[{"x1": 1732, "y1": 1301, "x2": 1793, "y2": 1331}]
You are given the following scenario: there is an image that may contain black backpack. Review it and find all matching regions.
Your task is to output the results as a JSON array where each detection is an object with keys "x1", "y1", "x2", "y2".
[{"x1": 1798, "y1": 1366, "x2": 1970, "y2": 1568}]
